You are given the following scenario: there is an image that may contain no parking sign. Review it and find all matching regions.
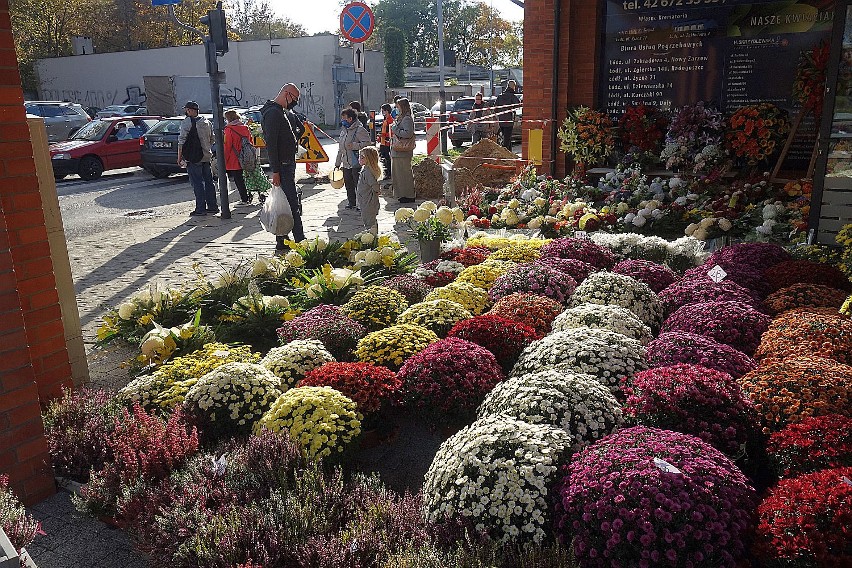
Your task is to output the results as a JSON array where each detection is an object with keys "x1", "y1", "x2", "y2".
[{"x1": 340, "y1": 2, "x2": 375, "y2": 43}]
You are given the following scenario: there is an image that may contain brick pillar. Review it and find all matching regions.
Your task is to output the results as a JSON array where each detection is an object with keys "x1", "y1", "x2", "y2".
[
  {"x1": 0, "y1": 0, "x2": 73, "y2": 505},
  {"x1": 523, "y1": 0, "x2": 602, "y2": 178}
]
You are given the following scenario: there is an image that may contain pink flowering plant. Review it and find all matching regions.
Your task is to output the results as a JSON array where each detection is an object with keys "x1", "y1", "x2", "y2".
[
  {"x1": 612, "y1": 259, "x2": 677, "y2": 293},
  {"x1": 379, "y1": 274, "x2": 434, "y2": 304},
  {"x1": 536, "y1": 257, "x2": 597, "y2": 284},
  {"x1": 540, "y1": 237, "x2": 616, "y2": 270},
  {"x1": 645, "y1": 331, "x2": 757, "y2": 379},
  {"x1": 488, "y1": 263, "x2": 577, "y2": 305},
  {"x1": 398, "y1": 337, "x2": 505, "y2": 422},
  {"x1": 705, "y1": 242, "x2": 791, "y2": 273},
  {"x1": 658, "y1": 278, "x2": 760, "y2": 316},
  {"x1": 623, "y1": 364, "x2": 759, "y2": 458},
  {"x1": 683, "y1": 263, "x2": 770, "y2": 299},
  {"x1": 276, "y1": 304, "x2": 367, "y2": 361},
  {"x1": 555, "y1": 426, "x2": 757, "y2": 568},
  {"x1": 662, "y1": 300, "x2": 770, "y2": 355}
]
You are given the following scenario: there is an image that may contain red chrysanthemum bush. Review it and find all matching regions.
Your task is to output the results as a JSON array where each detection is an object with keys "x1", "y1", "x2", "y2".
[
  {"x1": 763, "y1": 259, "x2": 852, "y2": 292},
  {"x1": 540, "y1": 237, "x2": 616, "y2": 270},
  {"x1": 755, "y1": 467, "x2": 852, "y2": 567},
  {"x1": 657, "y1": 278, "x2": 760, "y2": 316},
  {"x1": 623, "y1": 364, "x2": 759, "y2": 458},
  {"x1": 754, "y1": 309, "x2": 852, "y2": 364},
  {"x1": 613, "y1": 259, "x2": 677, "y2": 293},
  {"x1": 298, "y1": 362, "x2": 402, "y2": 415},
  {"x1": 762, "y1": 283, "x2": 849, "y2": 315},
  {"x1": 555, "y1": 426, "x2": 757, "y2": 568},
  {"x1": 487, "y1": 292, "x2": 564, "y2": 337},
  {"x1": 738, "y1": 355, "x2": 852, "y2": 433},
  {"x1": 447, "y1": 314, "x2": 540, "y2": 373},
  {"x1": 439, "y1": 246, "x2": 491, "y2": 267},
  {"x1": 645, "y1": 331, "x2": 758, "y2": 379},
  {"x1": 397, "y1": 337, "x2": 505, "y2": 420},
  {"x1": 767, "y1": 414, "x2": 852, "y2": 479},
  {"x1": 661, "y1": 300, "x2": 770, "y2": 356}
]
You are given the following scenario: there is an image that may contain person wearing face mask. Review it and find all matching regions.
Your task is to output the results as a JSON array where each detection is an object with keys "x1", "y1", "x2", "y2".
[
  {"x1": 335, "y1": 107, "x2": 371, "y2": 210},
  {"x1": 261, "y1": 83, "x2": 305, "y2": 251}
]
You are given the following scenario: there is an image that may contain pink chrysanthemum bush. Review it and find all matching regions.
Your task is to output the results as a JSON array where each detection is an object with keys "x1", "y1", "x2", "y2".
[
  {"x1": 684, "y1": 262, "x2": 771, "y2": 299},
  {"x1": 276, "y1": 304, "x2": 367, "y2": 361},
  {"x1": 622, "y1": 364, "x2": 760, "y2": 458},
  {"x1": 613, "y1": 259, "x2": 677, "y2": 293},
  {"x1": 540, "y1": 237, "x2": 616, "y2": 270},
  {"x1": 555, "y1": 426, "x2": 758, "y2": 568},
  {"x1": 447, "y1": 314, "x2": 540, "y2": 373},
  {"x1": 379, "y1": 274, "x2": 434, "y2": 305},
  {"x1": 536, "y1": 256, "x2": 597, "y2": 284},
  {"x1": 661, "y1": 300, "x2": 770, "y2": 355},
  {"x1": 488, "y1": 263, "x2": 577, "y2": 305},
  {"x1": 657, "y1": 278, "x2": 760, "y2": 316},
  {"x1": 398, "y1": 337, "x2": 505, "y2": 421},
  {"x1": 755, "y1": 467, "x2": 852, "y2": 567},
  {"x1": 645, "y1": 331, "x2": 757, "y2": 379},
  {"x1": 766, "y1": 414, "x2": 852, "y2": 478},
  {"x1": 705, "y1": 243, "x2": 791, "y2": 273}
]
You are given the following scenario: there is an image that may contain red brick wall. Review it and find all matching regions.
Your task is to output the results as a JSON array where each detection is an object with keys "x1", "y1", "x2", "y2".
[
  {"x1": 0, "y1": 0, "x2": 72, "y2": 505},
  {"x1": 523, "y1": 0, "x2": 602, "y2": 178}
]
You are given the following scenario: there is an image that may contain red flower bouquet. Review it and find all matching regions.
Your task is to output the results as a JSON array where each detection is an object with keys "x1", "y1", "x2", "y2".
[
  {"x1": 725, "y1": 103, "x2": 790, "y2": 165},
  {"x1": 754, "y1": 309, "x2": 852, "y2": 364},
  {"x1": 767, "y1": 414, "x2": 852, "y2": 478},
  {"x1": 488, "y1": 292, "x2": 564, "y2": 337},
  {"x1": 299, "y1": 362, "x2": 402, "y2": 415},
  {"x1": 662, "y1": 300, "x2": 770, "y2": 355},
  {"x1": 645, "y1": 331, "x2": 757, "y2": 379},
  {"x1": 755, "y1": 466, "x2": 852, "y2": 566},
  {"x1": 623, "y1": 364, "x2": 759, "y2": 457},
  {"x1": 398, "y1": 337, "x2": 504, "y2": 420},
  {"x1": 448, "y1": 314, "x2": 540, "y2": 373},
  {"x1": 763, "y1": 283, "x2": 849, "y2": 315},
  {"x1": 618, "y1": 103, "x2": 668, "y2": 154}
]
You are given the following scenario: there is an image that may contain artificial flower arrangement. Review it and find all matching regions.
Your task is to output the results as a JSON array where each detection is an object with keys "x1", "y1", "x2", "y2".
[
  {"x1": 551, "y1": 303, "x2": 653, "y2": 344},
  {"x1": 645, "y1": 331, "x2": 757, "y2": 379},
  {"x1": 738, "y1": 355, "x2": 852, "y2": 432},
  {"x1": 660, "y1": 101, "x2": 726, "y2": 173},
  {"x1": 556, "y1": 106, "x2": 615, "y2": 168},
  {"x1": 725, "y1": 103, "x2": 790, "y2": 165},
  {"x1": 292, "y1": 264, "x2": 365, "y2": 306},
  {"x1": 424, "y1": 281, "x2": 491, "y2": 315},
  {"x1": 396, "y1": 299, "x2": 472, "y2": 337},
  {"x1": 398, "y1": 337, "x2": 504, "y2": 421},
  {"x1": 571, "y1": 271, "x2": 664, "y2": 331},
  {"x1": 617, "y1": 103, "x2": 668, "y2": 165},
  {"x1": 423, "y1": 415, "x2": 572, "y2": 544},
  {"x1": 340, "y1": 285, "x2": 409, "y2": 331},
  {"x1": 216, "y1": 283, "x2": 299, "y2": 352},
  {"x1": 413, "y1": 258, "x2": 465, "y2": 287},
  {"x1": 623, "y1": 364, "x2": 759, "y2": 458},
  {"x1": 488, "y1": 263, "x2": 577, "y2": 305},
  {"x1": 478, "y1": 368, "x2": 623, "y2": 451},
  {"x1": 259, "y1": 339, "x2": 337, "y2": 390},
  {"x1": 555, "y1": 426, "x2": 757, "y2": 568},
  {"x1": 512, "y1": 328, "x2": 647, "y2": 391},
  {"x1": 488, "y1": 292, "x2": 564, "y2": 337},
  {"x1": 182, "y1": 362, "x2": 282, "y2": 439},
  {"x1": 120, "y1": 342, "x2": 260, "y2": 411},
  {"x1": 276, "y1": 304, "x2": 367, "y2": 361},
  {"x1": 346, "y1": 232, "x2": 419, "y2": 278},
  {"x1": 298, "y1": 362, "x2": 402, "y2": 415},
  {"x1": 254, "y1": 386, "x2": 362, "y2": 460},
  {"x1": 793, "y1": 40, "x2": 830, "y2": 116},
  {"x1": 354, "y1": 323, "x2": 439, "y2": 371},
  {"x1": 395, "y1": 202, "x2": 464, "y2": 242},
  {"x1": 447, "y1": 314, "x2": 540, "y2": 373},
  {"x1": 135, "y1": 309, "x2": 213, "y2": 368},
  {"x1": 766, "y1": 414, "x2": 852, "y2": 478}
]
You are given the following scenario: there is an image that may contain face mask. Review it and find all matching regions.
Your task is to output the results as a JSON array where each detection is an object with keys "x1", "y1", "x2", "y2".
[
  {"x1": 287, "y1": 99, "x2": 298, "y2": 110},
  {"x1": 341, "y1": 119, "x2": 352, "y2": 128}
]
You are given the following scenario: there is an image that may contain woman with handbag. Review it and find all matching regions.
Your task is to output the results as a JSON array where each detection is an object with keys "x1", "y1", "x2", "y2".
[
  {"x1": 335, "y1": 107, "x2": 372, "y2": 210},
  {"x1": 390, "y1": 97, "x2": 416, "y2": 203},
  {"x1": 223, "y1": 110, "x2": 253, "y2": 204}
]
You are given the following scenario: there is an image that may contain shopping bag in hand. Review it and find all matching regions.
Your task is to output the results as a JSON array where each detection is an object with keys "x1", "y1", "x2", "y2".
[{"x1": 260, "y1": 185, "x2": 294, "y2": 236}]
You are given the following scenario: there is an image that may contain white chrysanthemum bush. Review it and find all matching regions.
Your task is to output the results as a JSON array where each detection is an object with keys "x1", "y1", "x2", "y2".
[
  {"x1": 422, "y1": 415, "x2": 572, "y2": 544},
  {"x1": 551, "y1": 303, "x2": 653, "y2": 344},
  {"x1": 511, "y1": 328, "x2": 646, "y2": 391},
  {"x1": 259, "y1": 339, "x2": 336, "y2": 390},
  {"x1": 254, "y1": 386, "x2": 362, "y2": 460},
  {"x1": 477, "y1": 369, "x2": 624, "y2": 451},
  {"x1": 570, "y1": 271, "x2": 664, "y2": 331},
  {"x1": 182, "y1": 362, "x2": 282, "y2": 439}
]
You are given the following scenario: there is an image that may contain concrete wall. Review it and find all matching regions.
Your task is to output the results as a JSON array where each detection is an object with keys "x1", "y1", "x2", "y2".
[{"x1": 35, "y1": 36, "x2": 386, "y2": 126}]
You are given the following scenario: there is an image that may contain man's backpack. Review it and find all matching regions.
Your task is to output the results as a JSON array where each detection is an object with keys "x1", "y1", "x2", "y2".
[
  {"x1": 182, "y1": 118, "x2": 204, "y2": 164},
  {"x1": 236, "y1": 134, "x2": 257, "y2": 172}
]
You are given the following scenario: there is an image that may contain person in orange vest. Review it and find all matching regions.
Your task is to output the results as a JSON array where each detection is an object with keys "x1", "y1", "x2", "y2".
[{"x1": 378, "y1": 103, "x2": 393, "y2": 187}]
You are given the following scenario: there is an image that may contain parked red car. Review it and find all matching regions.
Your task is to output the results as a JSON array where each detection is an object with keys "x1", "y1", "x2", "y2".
[{"x1": 50, "y1": 116, "x2": 161, "y2": 180}]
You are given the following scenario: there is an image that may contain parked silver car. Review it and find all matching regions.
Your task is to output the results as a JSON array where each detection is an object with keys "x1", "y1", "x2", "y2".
[
  {"x1": 24, "y1": 101, "x2": 91, "y2": 142},
  {"x1": 96, "y1": 105, "x2": 145, "y2": 119}
]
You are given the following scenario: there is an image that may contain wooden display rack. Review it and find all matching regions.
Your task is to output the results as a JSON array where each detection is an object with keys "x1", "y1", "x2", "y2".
[{"x1": 771, "y1": 105, "x2": 819, "y2": 183}]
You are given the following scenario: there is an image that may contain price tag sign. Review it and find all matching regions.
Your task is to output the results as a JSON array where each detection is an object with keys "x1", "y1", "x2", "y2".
[
  {"x1": 574, "y1": 231, "x2": 589, "y2": 240},
  {"x1": 842, "y1": 475, "x2": 852, "y2": 487},
  {"x1": 653, "y1": 457, "x2": 683, "y2": 475},
  {"x1": 708, "y1": 265, "x2": 727, "y2": 283}
]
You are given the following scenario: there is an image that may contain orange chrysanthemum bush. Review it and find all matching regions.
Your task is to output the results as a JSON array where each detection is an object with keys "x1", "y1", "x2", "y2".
[
  {"x1": 738, "y1": 355, "x2": 852, "y2": 433},
  {"x1": 487, "y1": 293, "x2": 563, "y2": 337},
  {"x1": 754, "y1": 309, "x2": 852, "y2": 364},
  {"x1": 762, "y1": 283, "x2": 849, "y2": 315}
]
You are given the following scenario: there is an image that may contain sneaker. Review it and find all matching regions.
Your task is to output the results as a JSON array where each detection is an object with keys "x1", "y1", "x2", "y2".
[{"x1": 189, "y1": 211, "x2": 206, "y2": 216}]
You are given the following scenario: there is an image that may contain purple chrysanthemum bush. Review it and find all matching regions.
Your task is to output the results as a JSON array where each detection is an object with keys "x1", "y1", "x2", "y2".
[
  {"x1": 555, "y1": 426, "x2": 758, "y2": 568},
  {"x1": 488, "y1": 263, "x2": 577, "y2": 304}
]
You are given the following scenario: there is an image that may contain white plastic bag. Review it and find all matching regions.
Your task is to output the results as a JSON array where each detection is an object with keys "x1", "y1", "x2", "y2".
[{"x1": 260, "y1": 184, "x2": 294, "y2": 236}]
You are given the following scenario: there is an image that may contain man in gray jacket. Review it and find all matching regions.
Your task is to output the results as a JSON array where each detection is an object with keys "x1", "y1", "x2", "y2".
[{"x1": 177, "y1": 101, "x2": 218, "y2": 216}]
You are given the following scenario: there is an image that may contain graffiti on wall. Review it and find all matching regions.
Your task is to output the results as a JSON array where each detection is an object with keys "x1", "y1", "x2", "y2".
[
  {"x1": 41, "y1": 85, "x2": 146, "y2": 108},
  {"x1": 298, "y1": 81, "x2": 325, "y2": 125}
]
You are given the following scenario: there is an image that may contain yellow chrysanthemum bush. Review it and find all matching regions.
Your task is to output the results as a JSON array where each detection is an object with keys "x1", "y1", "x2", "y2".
[
  {"x1": 455, "y1": 263, "x2": 510, "y2": 290},
  {"x1": 425, "y1": 281, "x2": 491, "y2": 316},
  {"x1": 254, "y1": 386, "x2": 362, "y2": 460},
  {"x1": 118, "y1": 343, "x2": 260, "y2": 411},
  {"x1": 396, "y1": 299, "x2": 472, "y2": 337},
  {"x1": 259, "y1": 339, "x2": 336, "y2": 390},
  {"x1": 354, "y1": 324, "x2": 439, "y2": 371},
  {"x1": 488, "y1": 243, "x2": 542, "y2": 264},
  {"x1": 340, "y1": 285, "x2": 409, "y2": 331},
  {"x1": 182, "y1": 362, "x2": 282, "y2": 440}
]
